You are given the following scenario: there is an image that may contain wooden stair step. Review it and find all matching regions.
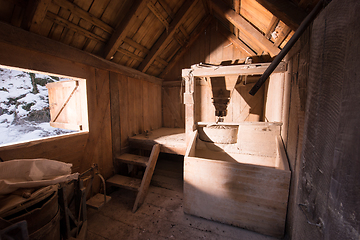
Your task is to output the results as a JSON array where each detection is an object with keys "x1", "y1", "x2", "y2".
[
  {"x1": 106, "y1": 175, "x2": 141, "y2": 191},
  {"x1": 115, "y1": 153, "x2": 148, "y2": 167}
]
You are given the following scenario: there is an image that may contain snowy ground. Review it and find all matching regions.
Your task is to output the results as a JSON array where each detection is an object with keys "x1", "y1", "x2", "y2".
[{"x1": 0, "y1": 67, "x2": 76, "y2": 146}]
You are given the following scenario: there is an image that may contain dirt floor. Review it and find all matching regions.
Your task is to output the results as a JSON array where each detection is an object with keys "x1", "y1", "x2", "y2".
[{"x1": 86, "y1": 154, "x2": 279, "y2": 240}]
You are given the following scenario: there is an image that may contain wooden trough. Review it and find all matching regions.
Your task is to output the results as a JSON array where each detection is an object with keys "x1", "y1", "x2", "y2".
[{"x1": 183, "y1": 122, "x2": 291, "y2": 238}]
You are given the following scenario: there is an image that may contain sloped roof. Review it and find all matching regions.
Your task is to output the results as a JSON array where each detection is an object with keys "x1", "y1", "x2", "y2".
[{"x1": 0, "y1": 0, "x2": 319, "y2": 78}]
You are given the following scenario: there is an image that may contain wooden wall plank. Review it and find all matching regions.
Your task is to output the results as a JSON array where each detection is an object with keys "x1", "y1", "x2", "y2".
[
  {"x1": 0, "y1": 132, "x2": 88, "y2": 172},
  {"x1": 119, "y1": 75, "x2": 129, "y2": 150},
  {"x1": 109, "y1": 71, "x2": 121, "y2": 157},
  {"x1": 142, "y1": 81, "x2": 150, "y2": 132},
  {"x1": 80, "y1": 68, "x2": 113, "y2": 191}
]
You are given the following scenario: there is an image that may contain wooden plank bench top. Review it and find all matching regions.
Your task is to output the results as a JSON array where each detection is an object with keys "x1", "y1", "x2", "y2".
[
  {"x1": 115, "y1": 153, "x2": 149, "y2": 167},
  {"x1": 107, "y1": 175, "x2": 141, "y2": 191},
  {"x1": 129, "y1": 128, "x2": 186, "y2": 155}
]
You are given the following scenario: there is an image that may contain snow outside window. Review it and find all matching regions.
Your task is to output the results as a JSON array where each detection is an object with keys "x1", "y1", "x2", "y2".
[{"x1": 0, "y1": 65, "x2": 88, "y2": 146}]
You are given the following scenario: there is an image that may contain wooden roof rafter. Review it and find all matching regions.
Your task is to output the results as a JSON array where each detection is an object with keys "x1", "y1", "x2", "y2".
[
  {"x1": 137, "y1": 0, "x2": 199, "y2": 73},
  {"x1": 103, "y1": 0, "x2": 150, "y2": 60},
  {"x1": 274, "y1": 25, "x2": 291, "y2": 47},
  {"x1": 217, "y1": 23, "x2": 256, "y2": 56},
  {"x1": 209, "y1": 0, "x2": 280, "y2": 57},
  {"x1": 254, "y1": 0, "x2": 308, "y2": 31},
  {"x1": 233, "y1": 0, "x2": 240, "y2": 38},
  {"x1": 158, "y1": 0, "x2": 174, "y2": 18},
  {"x1": 160, "y1": 15, "x2": 213, "y2": 78},
  {"x1": 147, "y1": 0, "x2": 171, "y2": 29},
  {"x1": 22, "y1": 0, "x2": 51, "y2": 34},
  {"x1": 265, "y1": 15, "x2": 280, "y2": 39}
]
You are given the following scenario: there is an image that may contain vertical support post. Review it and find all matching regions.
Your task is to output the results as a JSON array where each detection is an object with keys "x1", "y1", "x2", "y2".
[
  {"x1": 264, "y1": 72, "x2": 285, "y2": 122},
  {"x1": 182, "y1": 68, "x2": 196, "y2": 145}
]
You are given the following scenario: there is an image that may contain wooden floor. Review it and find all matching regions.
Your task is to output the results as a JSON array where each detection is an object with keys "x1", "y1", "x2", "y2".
[{"x1": 86, "y1": 154, "x2": 280, "y2": 240}]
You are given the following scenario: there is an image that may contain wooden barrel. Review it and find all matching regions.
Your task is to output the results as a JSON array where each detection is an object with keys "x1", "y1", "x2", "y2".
[{"x1": 5, "y1": 187, "x2": 60, "y2": 240}]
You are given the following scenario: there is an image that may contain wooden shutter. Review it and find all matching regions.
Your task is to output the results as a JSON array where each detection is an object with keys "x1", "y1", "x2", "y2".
[{"x1": 46, "y1": 79, "x2": 88, "y2": 131}]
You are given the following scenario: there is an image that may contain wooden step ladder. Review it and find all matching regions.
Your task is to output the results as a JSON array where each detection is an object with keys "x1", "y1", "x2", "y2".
[{"x1": 106, "y1": 144, "x2": 161, "y2": 212}]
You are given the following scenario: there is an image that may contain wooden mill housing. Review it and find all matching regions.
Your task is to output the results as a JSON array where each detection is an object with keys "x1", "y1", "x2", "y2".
[{"x1": 0, "y1": 0, "x2": 359, "y2": 239}]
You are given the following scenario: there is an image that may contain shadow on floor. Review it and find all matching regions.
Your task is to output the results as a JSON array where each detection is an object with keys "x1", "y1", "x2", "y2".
[{"x1": 86, "y1": 155, "x2": 279, "y2": 240}]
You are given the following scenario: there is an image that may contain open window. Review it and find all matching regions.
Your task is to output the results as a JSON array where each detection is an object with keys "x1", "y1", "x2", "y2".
[{"x1": 0, "y1": 65, "x2": 88, "y2": 146}]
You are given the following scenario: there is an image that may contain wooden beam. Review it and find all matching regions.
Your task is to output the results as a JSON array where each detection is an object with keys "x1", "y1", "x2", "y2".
[
  {"x1": 173, "y1": 32, "x2": 185, "y2": 46},
  {"x1": 190, "y1": 62, "x2": 287, "y2": 77},
  {"x1": 22, "y1": 0, "x2": 51, "y2": 34},
  {"x1": 156, "y1": 56, "x2": 168, "y2": 67},
  {"x1": 147, "y1": 0, "x2": 170, "y2": 29},
  {"x1": 46, "y1": 11, "x2": 107, "y2": 43},
  {"x1": 201, "y1": 0, "x2": 210, "y2": 14},
  {"x1": 274, "y1": 26, "x2": 291, "y2": 47},
  {"x1": 11, "y1": 3, "x2": 25, "y2": 27},
  {"x1": 233, "y1": 0, "x2": 240, "y2": 38},
  {"x1": 160, "y1": 16, "x2": 212, "y2": 78},
  {"x1": 103, "y1": 0, "x2": 150, "y2": 60},
  {"x1": 123, "y1": 37, "x2": 149, "y2": 54},
  {"x1": 217, "y1": 24, "x2": 255, "y2": 56},
  {"x1": 265, "y1": 15, "x2": 280, "y2": 39},
  {"x1": 209, "y1": 0, "x2": 280, "y2": 57},
  {"x1": 254, "y1": 0, "x2": 307, "y2": 31},
  {"x1": 52, "y1": 0, "x2": 114, "y2": 34},
  {"x1": 117, "y1": 48, "x2": 144, "y2": 62},
  {"x1": 0, "y1": 21, "x2": 162, "y2": 85},
  {"x1": 234, "y1": 0, "x2": 240, "y2": 13},
  {"x1": 179, "y1": 25, "x2": 189, "y2": 39},
  {"x1": 138, "y1": 0, "x2": 199, "y2": 73}
]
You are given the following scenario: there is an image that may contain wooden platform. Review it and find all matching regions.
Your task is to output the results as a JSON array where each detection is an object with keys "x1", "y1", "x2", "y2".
[{"x1": 129, "y1": 128, "x2": 186, "y2": 155}]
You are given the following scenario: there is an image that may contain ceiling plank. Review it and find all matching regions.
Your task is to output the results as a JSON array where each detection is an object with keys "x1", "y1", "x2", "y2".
[
  {"x1": 254, "y1": 0, "x2": 307, "y2": 31},
  {"x1": 217, "y1": 24, "x2": 255, "y2": 56},
  {"x1": 160, "y1": 16, "x2": 212, "y2": 78},
  {"x1": 52, "y1": 0, "x2": 113, "y2": 34},
  {"x1": 103, "y1": 0, "x2": 150, "y2": 60},
  {"x1": 209, "y1": 0, "x2": 280, "y2": 57},
  {"x1": 138, "y1": 0, "x2": 199, "y2": 73},
  {"x1": 22, "y1": 0, "x2": 51, "y2": 34}
]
